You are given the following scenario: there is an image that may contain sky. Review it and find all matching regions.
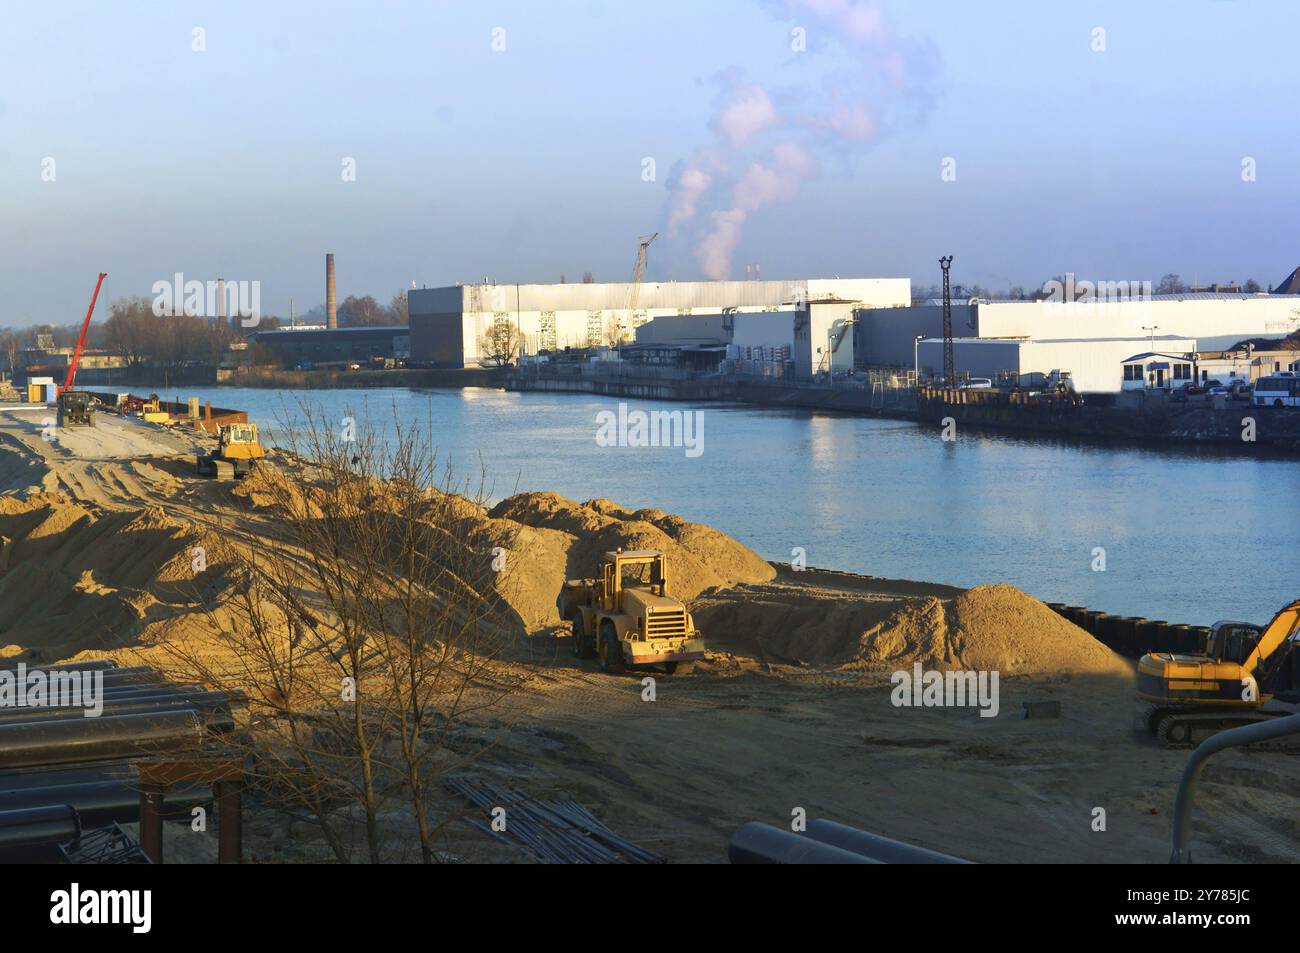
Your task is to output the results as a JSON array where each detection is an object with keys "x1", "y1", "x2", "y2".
[{"x1": 1, "y1": 0, "x2": 1297, "y2": 326}]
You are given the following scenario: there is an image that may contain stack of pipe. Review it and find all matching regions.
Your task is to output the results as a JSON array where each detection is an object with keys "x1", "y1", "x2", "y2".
[
  {"x1": 729, "y1": 819, "x2": 972, "y2": 865},
  {"x1": 0, "y1": 659, "x2": 247, "y2": 860}
]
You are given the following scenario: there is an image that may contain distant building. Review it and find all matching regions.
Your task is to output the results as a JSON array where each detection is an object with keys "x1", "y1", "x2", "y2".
[
  {"x1": 918, "y1": 336, "x2": 1198, "y2": 393},
  {"x1": 1271, "y1": 266, "x2": 1300, "y2": 295},
  {"x1": 407, "y1": 278, "x2": 910, "y2": 367},
  {"x1": 250, "y1": 326, "x2": 410, "y2": 368}
]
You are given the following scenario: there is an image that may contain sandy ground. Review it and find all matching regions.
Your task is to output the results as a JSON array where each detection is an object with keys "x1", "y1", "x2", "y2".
[{"x1": 2, "y1": 400, "x2": 1298, "y2": 864}]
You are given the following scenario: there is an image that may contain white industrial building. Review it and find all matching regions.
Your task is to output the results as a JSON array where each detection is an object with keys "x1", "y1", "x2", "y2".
[
  {"x1": 408, "y1": 278, "x2": 910, "y2": 367},
  {"x1": 633, "y1": 295, "x2": 875, "y2": 377},
  {"x1": 861, "y1": 292, "x2": 1300, "y2": 393},
  {"x1": 917, "y1": 336, "x2": 1198, "y2": 393}
]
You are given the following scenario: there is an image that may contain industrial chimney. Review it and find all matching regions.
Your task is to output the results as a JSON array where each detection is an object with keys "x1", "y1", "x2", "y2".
[
  {"x1": 217, "y1": 277, "x2": 226, "y2": 325},
  {"x1": 326, "y1": 253, "x2": 338, "y2": 329}
]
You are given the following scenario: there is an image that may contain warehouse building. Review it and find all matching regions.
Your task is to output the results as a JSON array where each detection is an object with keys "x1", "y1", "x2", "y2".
[
  {"x1": 250, "y1": 326, "x2": 410, "y2": 368},
  {"x1": 408, "y1": 277, "x2": 909, "y2": 367},
  {"x1": 858, "y1": 293, "x2": 1300, "y2": 368},
  {"x1": 917, "y1": 335, "x2": 1198, "y2": 393}
]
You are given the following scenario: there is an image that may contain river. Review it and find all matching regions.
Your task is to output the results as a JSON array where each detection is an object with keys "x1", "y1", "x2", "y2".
[{"x1": 155, "y1": 384, "x2": 1298, "y2": 627}]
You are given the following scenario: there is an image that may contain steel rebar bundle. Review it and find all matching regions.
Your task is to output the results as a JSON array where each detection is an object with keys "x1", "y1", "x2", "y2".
[{"x1": 446, "y1": 778, "x2": 664, "y2": 864}]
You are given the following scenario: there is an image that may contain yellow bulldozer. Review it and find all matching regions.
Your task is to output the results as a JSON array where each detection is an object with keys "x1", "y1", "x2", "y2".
[
  {"x1": 196, "y1": 422, "x2": 264, "y2": 479},
  {"x1": 1137, "y1": 598, "x2": 1300, "y2": 746},
  {"x1": 558, "y1": 550, "x2": 705, "y2": 674}
]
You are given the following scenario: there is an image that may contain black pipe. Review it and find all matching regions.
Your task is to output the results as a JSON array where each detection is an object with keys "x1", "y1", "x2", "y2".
[
  {"x1": 0, "y1": 702, "x2": 240, "y2": 735},
  {"x1": 804, "y1": 819, "x2": 972, "y2": 864},
  {"x1": 0, "y1": 687, "x2": 234, "y2": 719},
  {"x1": 0, "y1": 710, "x2": 204, "y2": 769},
  {"x1": 0, "y1": 804, "x2": 80, "y2": 853},
  {"x1": 0, "y1": 780, "x2": 210, "y2": 829},
  {"x1": 0, "y1": 765, "x2": 125, "y2": 790},
  {"x1": 728, "y1": 822, "x2": 879, "y2": 865}
]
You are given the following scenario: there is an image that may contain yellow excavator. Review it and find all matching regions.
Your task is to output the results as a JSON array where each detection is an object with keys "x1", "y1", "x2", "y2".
[{"x1": 1137, "y1": 598, "x2": 1300, "y2": 746}]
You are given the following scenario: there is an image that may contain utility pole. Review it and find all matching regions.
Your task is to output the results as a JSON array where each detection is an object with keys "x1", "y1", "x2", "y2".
[{"x1": 940, "y1": 256, "x2": 955, "y2": 389}]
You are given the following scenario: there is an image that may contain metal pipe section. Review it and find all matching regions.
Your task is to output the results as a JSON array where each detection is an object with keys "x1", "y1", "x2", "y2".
[
  {"x1": 0, "y1": 710, "x2": 205, "y2": 769},
  {"x1": 1171, "y1": 713, "x2": 1300, "y2": 863},
  {"x1": 0, "y1": 686, "x2": 226, "y2": 719},
  {"x1": 804, "y1": 819, "x2": 972, "y2": 864},
  {"x1": 728, "y1": 822, "x2": 880, "y2": 865},
  {"x1": 0, "y1": 701, "x2": 240, "y2": 734},
  {"x1": 0, "y1": 804, "x2": 81, "y2": 854},
  {"x1": 0, "y1": 780, "x2": 209, "y2": 829}
]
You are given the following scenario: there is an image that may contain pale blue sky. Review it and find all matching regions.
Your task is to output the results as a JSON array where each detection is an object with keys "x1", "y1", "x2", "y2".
[{"x1": 1, "y1": 0, "x2": 1297, "y2": 325}]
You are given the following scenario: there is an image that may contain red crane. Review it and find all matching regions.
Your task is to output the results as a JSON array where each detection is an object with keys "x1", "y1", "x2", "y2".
[{"x1": 60, "y1": 272, "x2": 107, "y2": 395}]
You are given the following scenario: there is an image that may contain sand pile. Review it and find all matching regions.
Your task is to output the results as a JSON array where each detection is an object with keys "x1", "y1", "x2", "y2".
[
  {"x1": 487, "y1": 491, "x2": 775, "y2": 607},
  {"x1": 0, "y1": 495, "x2": 222, "y2": 654},
  {"x1": 693, "y1": 582, "x2": 1130, "y2": 676}
]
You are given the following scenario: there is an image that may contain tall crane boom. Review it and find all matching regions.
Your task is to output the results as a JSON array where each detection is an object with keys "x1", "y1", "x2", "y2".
[
  {"x1": 627, "y1": 233, "x2": 658, "y2": 337},
  {"x1": 61, "y1": 272, "x2": 108, "y2": 395}
]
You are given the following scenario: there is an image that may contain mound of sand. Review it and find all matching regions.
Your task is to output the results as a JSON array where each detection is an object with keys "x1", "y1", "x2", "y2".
[
  {"x1": 693, "y1": 582, "x2": 1130, "y2": 676},
  {"x1": 483, "y1": 491, "x2": 776, "y2": 629},
  {"x1": 0, "y1": 494, "x2": 222, "y2": 655}
]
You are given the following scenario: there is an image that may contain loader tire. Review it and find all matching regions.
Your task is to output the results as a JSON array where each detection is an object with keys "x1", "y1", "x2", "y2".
[
  {"x1": 599, "y1": 622, "x2": 625, "y2": 674},
  {"x1": 572, "y1": 613, "x2": 595, "y2": 660}
]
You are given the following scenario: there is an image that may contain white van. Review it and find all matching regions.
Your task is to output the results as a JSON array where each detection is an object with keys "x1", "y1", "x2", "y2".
[{"x1": 1253, "y1": 374, "x2": 1300, "y2": 408}]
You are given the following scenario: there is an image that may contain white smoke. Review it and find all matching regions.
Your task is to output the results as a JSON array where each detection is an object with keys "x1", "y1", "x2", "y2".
[{"x1": 664, "y1": 0, "x2": 936, "y2": 280}]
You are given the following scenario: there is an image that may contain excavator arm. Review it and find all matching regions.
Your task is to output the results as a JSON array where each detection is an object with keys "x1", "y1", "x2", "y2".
[{"x1": 1241, "y1": 599, "x2": 1300, "y2": 690}]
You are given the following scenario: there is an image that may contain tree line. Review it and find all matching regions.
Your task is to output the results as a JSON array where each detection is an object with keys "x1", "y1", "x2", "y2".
[{"x1": 0, "y1": 289, "x2": 409, "y2": 376}]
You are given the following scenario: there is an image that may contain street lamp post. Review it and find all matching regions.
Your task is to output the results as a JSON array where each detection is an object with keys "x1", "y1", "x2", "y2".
[{"x1": 914, "y1": 335, "x2": 923, "y2": 386}]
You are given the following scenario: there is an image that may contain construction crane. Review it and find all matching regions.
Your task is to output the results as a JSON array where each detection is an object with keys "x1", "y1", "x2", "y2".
[
  {"x1": 626, "y1": 232, "x2": 658, "y2": 342},
  {"x1": 60, "y1": 272, "x2": 107, "y2": 395},
  {"x1": 939, "y1": 256, "x2": 954, "y2": 389}
]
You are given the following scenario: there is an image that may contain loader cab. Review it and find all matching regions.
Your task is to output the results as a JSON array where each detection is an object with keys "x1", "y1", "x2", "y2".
[{"x1": 600, "y1": 550, "x2": 667, "y2": 611}]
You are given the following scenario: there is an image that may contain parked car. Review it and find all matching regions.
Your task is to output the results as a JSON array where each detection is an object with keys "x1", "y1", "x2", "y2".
[
  {"x1": 1230, "y1": 381, "x2": 1254, "y2": 400},
  {"x1": 1206, "y1": 384, "x2": 1230, "y2": 397}
]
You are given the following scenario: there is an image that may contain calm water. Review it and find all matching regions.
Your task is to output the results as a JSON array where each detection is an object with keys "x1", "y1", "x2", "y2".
[{"x1": 163, "y1": 384, "x2": 1298, "y2": 626}]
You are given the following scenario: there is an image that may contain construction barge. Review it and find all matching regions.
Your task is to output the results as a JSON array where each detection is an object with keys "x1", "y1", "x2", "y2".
[{"x1": 81, "y1": 389, "x2": 249, "y2": 435}]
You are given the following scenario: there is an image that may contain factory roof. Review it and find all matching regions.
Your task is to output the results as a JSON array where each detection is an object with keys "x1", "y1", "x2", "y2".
[
  {"x1": 253, "y1": 325, "x2": 408, "y2": 337},
  {"x1": 1273, "y1": 266, "x2": 1300, "y2": 295}
]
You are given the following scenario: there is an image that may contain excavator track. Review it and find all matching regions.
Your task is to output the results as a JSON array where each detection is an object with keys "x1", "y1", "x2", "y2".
[{"x1": 1146, "y1": 705, "x2": 1290, "y2": 749}]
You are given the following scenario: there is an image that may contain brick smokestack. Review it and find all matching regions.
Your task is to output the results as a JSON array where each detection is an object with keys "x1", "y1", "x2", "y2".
[{"x1": 326, "y1": 253, "x2": 337, "y2": 329}]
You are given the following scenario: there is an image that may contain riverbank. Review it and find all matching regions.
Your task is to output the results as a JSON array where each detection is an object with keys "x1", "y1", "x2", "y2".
[
  {"x1": 511, "y1": 370, "x2": 1300, "y2": 455},
  {"x1": 2, "y1": 407, "x2": 1298, "y2": 863}
]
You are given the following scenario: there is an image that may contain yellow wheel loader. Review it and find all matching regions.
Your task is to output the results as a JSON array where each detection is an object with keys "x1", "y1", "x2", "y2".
[
  {"x1": 1137, "y1": 598, "x2": 1300, "y2": 746},
  {"x1": 197, "y1": 422, "x2": 264, "y2": 479},
  {"x1": 558, "y1": 550, "x2": 705, "y2": 674}
]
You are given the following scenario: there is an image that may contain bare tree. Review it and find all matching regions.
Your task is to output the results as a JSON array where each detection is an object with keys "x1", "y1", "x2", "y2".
[
  {"x1": 1156, "y1": 273, "x2": 1187, "y2": 295},
  {"x1": 387, "y1": 292, "x2": 409, "y2": 326},
  {"x1": 162, "y1": 403, "x2": 531, "y2": 863},
  {"x1": 478, "y1": 320, "x2": 521, "y2": 366},
  {"x1": 338, "y1": 295, "x2": 387, "y2": 327}
]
